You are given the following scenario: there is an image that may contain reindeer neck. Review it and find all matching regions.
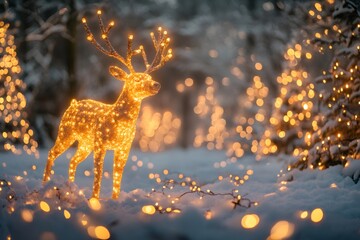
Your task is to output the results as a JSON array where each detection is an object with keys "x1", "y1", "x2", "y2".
[{"x1": 113, "y1": 85, "x2": 142, "y2": 121}]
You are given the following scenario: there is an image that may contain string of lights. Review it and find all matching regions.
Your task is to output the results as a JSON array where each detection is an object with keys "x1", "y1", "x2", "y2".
[{"x1": 143, "y1": 170, "x2": 257, "y2": 215}]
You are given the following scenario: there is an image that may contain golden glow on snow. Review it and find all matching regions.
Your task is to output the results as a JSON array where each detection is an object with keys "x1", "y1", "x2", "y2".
[
  {"x1": 21, "y1": 209, "x2": 34, "y2": 222},
  {"x1": 269, "y1": 220, "x2": 295, "y2": 239},
  {"x1": 88, "y1": 197, "x2": 102, "y2": 211}
]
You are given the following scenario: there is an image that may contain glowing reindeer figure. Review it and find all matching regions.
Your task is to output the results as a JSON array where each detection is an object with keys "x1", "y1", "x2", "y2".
[{"x1": 43, "y1": 10, "x2": 173, "y2": 199}]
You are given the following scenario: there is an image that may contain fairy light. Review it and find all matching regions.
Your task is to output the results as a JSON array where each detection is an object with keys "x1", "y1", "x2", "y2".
[
  {"x1": 241, "y1": 214, "x2": 260, "y2": 229},
  {"x1": 64, "y1": 209, "x2": 71, "y2": 219},
  {"x1": 300, "y1": 210, "x2": 308, "y2": 219},
  {"x1": 94, "y1": 226, "x2": 110, "y2": 240},
  {"x1": 81, "y1": 215, "x2": 88, "y2": 226},
  {"x1": 0, "y1": 21, "x2": 38, "y2": 156},
  {"x1": 39, "y1": 201, "x2": 50, "y2": 212},
  {"x1": 269, "y1": 221, "x2": 295, "y2": 239},
  {"x1": 21, "y1": 209, "x2": 34, "y2": 222},
  {"x1": 43, "y1": 10, "x2": 173, "y2": 199},
  {"x1": 311, "y1": 208, "x2": 324, "y2": 223},
  {"x1": 142, "y1": 205, "x2": 156, "y2": 215},
  {"x1": 88, "y1": 197, "x2": 101, "y2": 211}
]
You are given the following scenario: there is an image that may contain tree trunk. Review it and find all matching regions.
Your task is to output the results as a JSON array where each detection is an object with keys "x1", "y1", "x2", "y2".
[
  {"x1": 18, "y1": 0, "x2": 35, "y2": 68},
  {"x1": 66, "y1": 0, "x2": 78, "y2": 104},
  {"x1": 180, "y1": 91, "x2": 191, "y2": 148}
]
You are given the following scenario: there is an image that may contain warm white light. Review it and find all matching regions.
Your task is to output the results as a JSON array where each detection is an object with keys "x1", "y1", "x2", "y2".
[
  {"x1": 142, "y1": 205, "x2": 156, "y2": 215},
  {"x1": 311, "y1": 208, "x2": 324, "y2": 223},
  {"x1": 39, "y1": 201, "x2": 50, "y2": 212},
  {"x1": 241, "y1": 214, "x2": 260, "y2": 229}
]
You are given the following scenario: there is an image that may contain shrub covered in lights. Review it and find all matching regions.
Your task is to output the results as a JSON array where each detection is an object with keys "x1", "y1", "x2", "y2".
[
  {"x1": 0, "y1": 21, "x2": 38, "y2": 156},
  {"x1": 290, "y1": 0, "x2": 360, "y2": 170}
]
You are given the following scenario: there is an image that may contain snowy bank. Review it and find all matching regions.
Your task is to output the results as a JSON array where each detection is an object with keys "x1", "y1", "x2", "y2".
[{"x1": 0, "y1": 148, "x2": 359, "y2": 240}]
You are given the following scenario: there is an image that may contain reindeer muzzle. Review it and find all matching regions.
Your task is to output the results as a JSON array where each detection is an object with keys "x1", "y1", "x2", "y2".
[{"x1": 151, "y1": 82, "x2": 161, "y2": 93}]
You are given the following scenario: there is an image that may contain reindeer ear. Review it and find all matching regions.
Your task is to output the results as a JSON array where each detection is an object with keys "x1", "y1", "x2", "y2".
[{"x1": 109, "y1": 66, "x2": 128, "y2": 80}]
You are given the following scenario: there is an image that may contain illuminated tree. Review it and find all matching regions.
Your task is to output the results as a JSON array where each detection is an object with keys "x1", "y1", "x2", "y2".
[
  {"x1": 227, "y1": 58, "x2": 270, "y2": 161},
  {"x1": 0, "y1": 21, "x2": 38, "y2": 156},
  {"x1": 261, "y1": 43, "x2": 318, "y2": 157},
  {"x1": 291, "y1": 0, "x2": 360, "y2": 170},
  {"x1": 233, "y1": 74, "x2": 269, "y2": 159},
  {"x1": 135, "y1": 105, "x2": 181, "y2": 152},
  {"x1": 193, "y1": 76, "x2": 228, "y2": 151}
]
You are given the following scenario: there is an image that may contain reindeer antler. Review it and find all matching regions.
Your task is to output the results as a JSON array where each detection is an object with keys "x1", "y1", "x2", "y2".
[
  {"x1": 82, "y1": 10, "x2": 172, "y2": 74},
  {"x1": 141, "y1": 27, "x2": 173, "y2": 73},
  {"x1": 82, "y1": 10, "x2": 141, "y2": 73}
]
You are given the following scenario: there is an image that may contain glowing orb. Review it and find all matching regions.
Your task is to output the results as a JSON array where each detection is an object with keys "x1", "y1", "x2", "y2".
[{"x1": 241, "y1": 214, "x2": 260, "y2": 229}]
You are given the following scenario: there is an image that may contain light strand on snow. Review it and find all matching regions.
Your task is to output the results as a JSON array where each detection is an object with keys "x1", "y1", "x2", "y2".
[
  {"x1": 0, "y1": 179, "x2": 16, "y2": 206},
  {"x1": 1, "y1": 179, "x2": 112, "y2": 239},
  {"x1": 43, "y1": 10, "x2": 173, "y2": 199},
  {"x1": 143, "y1": 171, "x2": 257, "y2": 215}
]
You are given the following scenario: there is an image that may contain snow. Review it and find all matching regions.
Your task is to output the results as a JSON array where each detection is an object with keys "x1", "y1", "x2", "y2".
[{"x1": 0, "y1": 148, "x2": 360, "y2": 240}]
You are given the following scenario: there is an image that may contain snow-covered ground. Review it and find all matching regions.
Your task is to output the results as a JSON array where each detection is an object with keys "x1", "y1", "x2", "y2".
[{"x1": 0, "y1": 148, "x2": 359, "y2": 240}]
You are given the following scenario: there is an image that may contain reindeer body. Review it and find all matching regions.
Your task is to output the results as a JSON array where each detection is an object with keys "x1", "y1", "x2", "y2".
[
  {"x1": 44, "y1": 73, "x2": 160, "y2": 199},
  {"x1": 61, "y1": 92, "x2": 140, "y2": 152},
  {"x1": 44, "y1": 83, "x2": 142, "y2": 198},
  {"x1": 43, "y1": 11, "x2": 172, "y2": 199}
]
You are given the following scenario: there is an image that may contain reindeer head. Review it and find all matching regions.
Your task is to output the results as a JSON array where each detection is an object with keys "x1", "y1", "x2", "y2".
[
  {"x1": 82, "y1": 11, "x2": 172, "y2": 100},
  {"x1": 109, "y1": 66, "x2": 161, "y2": 100}
]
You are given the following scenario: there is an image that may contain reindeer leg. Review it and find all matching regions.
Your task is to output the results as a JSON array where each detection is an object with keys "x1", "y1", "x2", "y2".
[
  {"x1": 43, "y1": 137, "x2": 75, "y2": 182},
  {"x1": 69, "y1": 145, "x2": 92, "y2": 182},
  {"x1": 92, "y1": 148, "x2": 106, "y2": 199},
  {"x1": 112, "y1": 149, "x2": 130, "y2": 199}
]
